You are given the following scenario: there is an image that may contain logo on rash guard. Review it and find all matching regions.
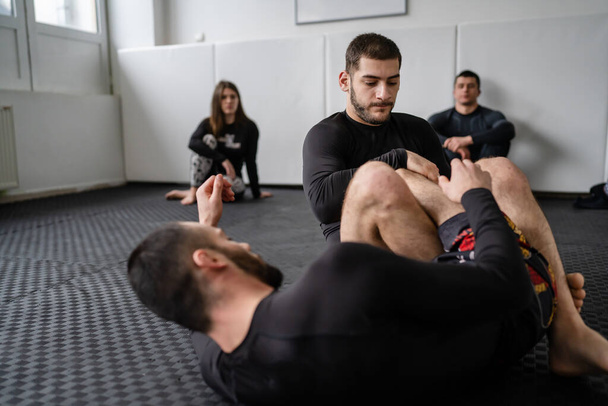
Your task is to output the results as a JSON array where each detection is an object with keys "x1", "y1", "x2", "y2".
[{"x1": 218, "y1": 134, "x2": 241, "y2": 149}]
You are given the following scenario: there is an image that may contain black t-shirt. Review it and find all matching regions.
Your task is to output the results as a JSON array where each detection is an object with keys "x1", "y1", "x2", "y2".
[
  {"x1": 188, "y1": 118, "x2": 261, "y2": 198},
  {"x1": 302, "y1": 111, "x2": 450, "y2": 240},
  {"x1": 192, "y1": 189, "x2": 540, "y2": 405}
]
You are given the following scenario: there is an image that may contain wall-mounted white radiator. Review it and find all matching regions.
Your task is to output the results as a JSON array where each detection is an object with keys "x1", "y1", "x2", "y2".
[{"x1": 0, "y1": 106, "x2": 19, "y2": 190}]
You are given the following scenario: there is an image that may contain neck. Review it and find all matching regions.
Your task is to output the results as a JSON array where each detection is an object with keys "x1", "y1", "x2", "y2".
[
  {"x1": 345, "y1": 105, "x2": 381, "y2": 127},
  {"x1": 224, "y1": 114, "x2": 236, "y2": 125},
  {"x1": 454, "y1": 102, "x2": 479, "y2": 115},
  {"x1": 207, "y1": 272, "x2": 274, "y2": 353}
]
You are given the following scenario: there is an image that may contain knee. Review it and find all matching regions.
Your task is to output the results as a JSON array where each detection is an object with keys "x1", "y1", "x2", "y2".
[
  {"x1": 478, "y1": 157, "x2": 531, "y2": 194},
  {"x1": 348, "y1": 162, "x2": 413, "y2": 206},
  {"x1": 351, "y1": 162, "x2": 395, "y2": 190}
]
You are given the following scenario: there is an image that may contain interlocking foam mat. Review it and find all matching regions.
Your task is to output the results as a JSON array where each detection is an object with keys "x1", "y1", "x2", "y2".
[{"x1": 1, "y1": 183, "x2": 607, "y2": 405}]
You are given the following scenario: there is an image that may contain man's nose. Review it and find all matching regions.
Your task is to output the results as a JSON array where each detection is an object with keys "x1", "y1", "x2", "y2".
[
  {"x1": 376, "y1": 84, "x2": 389, "y2": 100},
  {"x1": 238, "y1": 242, "x2": 251, "y2": 251}
]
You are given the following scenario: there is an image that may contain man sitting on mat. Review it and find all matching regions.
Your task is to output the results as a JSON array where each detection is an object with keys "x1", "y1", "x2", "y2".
[{"x1": 128, "y1": 158, "x2": 606, "y2": 405}]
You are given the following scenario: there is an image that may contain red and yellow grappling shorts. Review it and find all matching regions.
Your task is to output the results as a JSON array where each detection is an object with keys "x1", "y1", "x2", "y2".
[{"x1": 449, "y1": 214, "x2": 558, "y2": 328}]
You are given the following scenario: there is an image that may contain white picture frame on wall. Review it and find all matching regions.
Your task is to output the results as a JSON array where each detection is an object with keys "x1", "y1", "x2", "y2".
[{"x1": 295, "y1": 0, "x2": 407, "y2": 25}]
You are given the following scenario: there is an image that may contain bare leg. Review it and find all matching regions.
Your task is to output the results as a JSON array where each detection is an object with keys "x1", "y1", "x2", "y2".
[
  {"x1": 394, "y1": 168, "x2": 464, "y2": 227},
  {"x1": 340, "y1": 162, "x2": 444, "y2": 261},
  {"x1": 477, "y1": 157, "x2": 608, "y2": 375}
]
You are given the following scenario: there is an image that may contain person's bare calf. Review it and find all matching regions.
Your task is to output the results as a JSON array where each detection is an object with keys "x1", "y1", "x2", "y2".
[{"x1": 476, "y1": 157, "x2": 607, "y2": 375}]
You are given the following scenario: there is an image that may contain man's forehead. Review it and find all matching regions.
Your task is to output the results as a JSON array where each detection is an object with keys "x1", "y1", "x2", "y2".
[
  {"x1": 355, "y1": 57, "x2": 400, "y2": 76},
  {"x1": 455, "y1": 76, "x2": 477, "y2": 85}
]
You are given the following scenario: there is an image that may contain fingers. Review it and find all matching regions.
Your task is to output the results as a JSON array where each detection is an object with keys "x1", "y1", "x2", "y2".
[
  {"x1": 426, "y1": 167, "x2": 440, "y2": 183},
  {"x1": 438, "y1": 175, "x2": 450, "y2": 192},
  {"x1": 197, "y1": 175, "x2": 215, "y2": 199},
  {"x1": 211, "y1": 175, "x2": 223, "y2": 201}
]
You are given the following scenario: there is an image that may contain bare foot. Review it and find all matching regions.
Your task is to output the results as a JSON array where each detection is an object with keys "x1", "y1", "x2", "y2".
[
  {"x1": 567, "y1": 273, "x2": 586, "y2": 312},
  {"x1": 165, "y1": 190, "x2": 189, "y2": 200},
  {"x1": 549, "y1": 313, "x2": 608, "y2": 376},
  {"x1": 180, "y1": 194, "x2": 196, "y2": 205}
]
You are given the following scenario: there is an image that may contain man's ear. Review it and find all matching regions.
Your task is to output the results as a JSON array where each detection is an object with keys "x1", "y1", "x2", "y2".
[
  {"x1": 339, "y1": 70, "x2": 350, "y2": 93},
  {"x1": 192, "y1": 249, "x2": 226, "y2": 272}
]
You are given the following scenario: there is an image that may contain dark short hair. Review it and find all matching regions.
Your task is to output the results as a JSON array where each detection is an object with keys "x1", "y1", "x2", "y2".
[
  {"x1": 455, "y1": 70, "x2": 480, "y2": 88},
  {"x1": 345, "y1": 33, "x2": 402, "y2": 74},
  {"x1": 127, "y1": 223, "x2": 213, "y2": 333}
]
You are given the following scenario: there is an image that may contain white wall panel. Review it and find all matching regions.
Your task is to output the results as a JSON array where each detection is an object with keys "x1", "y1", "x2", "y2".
[
  {"x1": 325, "y1": 26, "x2": 456, "y2": 120},
  {"x1": 0, "y1": 90, "x2": 124, "y2": 196},
  {"x1": 215, "y1": 36, "x2": 325, "y2": 185},
  {"x1": 119, "y1": 43, "x2": 215, "y2": 182},
  {"x1": 458, "y1": 14, "x2": 608, "y2": 192}
]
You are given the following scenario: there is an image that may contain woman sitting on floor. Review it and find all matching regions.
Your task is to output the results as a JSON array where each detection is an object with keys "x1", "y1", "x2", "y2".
[{"x1": 166, "y1": 80, "x2": 272, "y2": 205}]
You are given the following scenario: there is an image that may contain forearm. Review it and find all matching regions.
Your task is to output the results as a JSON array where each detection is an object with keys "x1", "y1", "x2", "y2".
[
  {"x1": 245, "y1": 160, "x2": 261, "y2": 198},
  {"x1": 470, "y1": 120, "x2": 515, "y2": 145}
]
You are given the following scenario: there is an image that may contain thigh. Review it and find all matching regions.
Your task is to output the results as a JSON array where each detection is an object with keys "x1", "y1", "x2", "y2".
[
  {"x1": 190, "y1": 153, "x2": 215, "y2": 187},
  {"x1": 341, "y1": 162, "x2": 443, "y2": 261}
]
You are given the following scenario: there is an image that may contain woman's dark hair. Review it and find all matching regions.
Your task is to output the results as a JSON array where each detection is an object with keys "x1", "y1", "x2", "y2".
[{"x1": 209, "y1": 80, "x2": 248, "y2": 137}]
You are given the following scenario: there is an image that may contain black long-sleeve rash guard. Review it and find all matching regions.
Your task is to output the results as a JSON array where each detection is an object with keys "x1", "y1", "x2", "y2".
[
  {"x1": 191, "y1": 189, "x2": 538, "y2": 405},
  {"x1": 302, "y1": 111, "x2": 450, "y2": 239},
  {"x1": 428, "y1": 106, "x2": 515, "y2": 146}
]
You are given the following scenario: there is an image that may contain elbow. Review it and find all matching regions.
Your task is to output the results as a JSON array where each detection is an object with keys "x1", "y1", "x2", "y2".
[
  {"x1": 309, "y1": 197, "x2": 339, "y2": 224},
  {"x1": 304, "y1": 185, "x2": 339, "y2": 224},
  {"x1": 505, "y1": 123, "x2": 516, "y2": 140}
]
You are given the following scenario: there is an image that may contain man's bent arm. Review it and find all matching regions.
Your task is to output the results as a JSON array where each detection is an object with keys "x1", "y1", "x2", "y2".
[
  {"x1": 470, "y1": 111, "x2": 515, "y2": 145},
  {"x1": 303, "y1": 144, "x2": 408, "y2": 224}
]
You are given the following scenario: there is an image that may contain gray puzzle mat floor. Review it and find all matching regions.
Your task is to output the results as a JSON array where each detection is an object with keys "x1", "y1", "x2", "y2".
[{"x1": 1, "y1": 183, "x2": 607, "y2": 405}]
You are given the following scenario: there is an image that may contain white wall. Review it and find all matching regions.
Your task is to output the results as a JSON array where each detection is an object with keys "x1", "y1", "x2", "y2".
[
  {"x1": 458, "y1": 14, "x2": 608, "y2": 192},
  {"x1": 163, "y1": 0, "x2": 608, "y2": 45},
  {"x1": 107, "y1": 0, "x2": 163, "y2": 94},
  {"x1": 0, "y1": 90, "x2": 124, "y2": 198},
  {"x1": 119, "y1": 43, "x2": 215, "y2": 182},
  {"x1": 120, "y1": 8, "x2": 608, "y2": 191}
]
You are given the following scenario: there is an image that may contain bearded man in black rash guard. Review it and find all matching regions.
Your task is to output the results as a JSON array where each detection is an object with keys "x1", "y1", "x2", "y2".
[
  {"x1": 302, "y1": 32, "x2": 451, "y2": 243},
  {"x1": 128, "y1": 158, "x2": 608, "y2": 405},
  {"x1": 428, "y1": 70, "x2": 515, "y2": 162}
]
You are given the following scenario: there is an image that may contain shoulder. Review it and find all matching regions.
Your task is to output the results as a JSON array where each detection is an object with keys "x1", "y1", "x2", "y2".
[
  {"x1": 392, "y1": 112, "x2": 431, "y2": 125},
  {"x1": 478, "y1": 106, "x2": 506, "y2": 120},
  {"x1": 240, "y1": 117, "x2": 258, "y2": 129},
  {"x1": 306, "y1": 112, "x2": 350, "y2": 139},
  {"x1": 311, "y1": 112, "x2": 348, "y2": 130},
  {"x1": 235, "y1": 118, "x2": 259, "y2": 136},
  {"x1": 428, "y1": 108, "x2": 453, "y2": 121},
  {"x1": 390, "y1": 112, "x2": 435, "y2": 132}
]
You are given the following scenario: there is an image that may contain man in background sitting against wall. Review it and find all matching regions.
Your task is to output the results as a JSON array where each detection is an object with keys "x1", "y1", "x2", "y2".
[{"x1": 428, "y1": 70, "x2": 515, "y2": 161}]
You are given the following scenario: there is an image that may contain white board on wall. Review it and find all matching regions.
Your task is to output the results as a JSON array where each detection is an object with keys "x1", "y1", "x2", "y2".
[
  {"x1": 458, "y1": 13, "x2": 608, "y2": 192},
  {"x1": 119, "y1": 43, "x2": 215, "y2": 182},
  {"x1": 325, "y1": 26, "x2": 456, "y2": 121},
  {"x1": 215, "y1": 36, "x2": 325, "y2": 185}
]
